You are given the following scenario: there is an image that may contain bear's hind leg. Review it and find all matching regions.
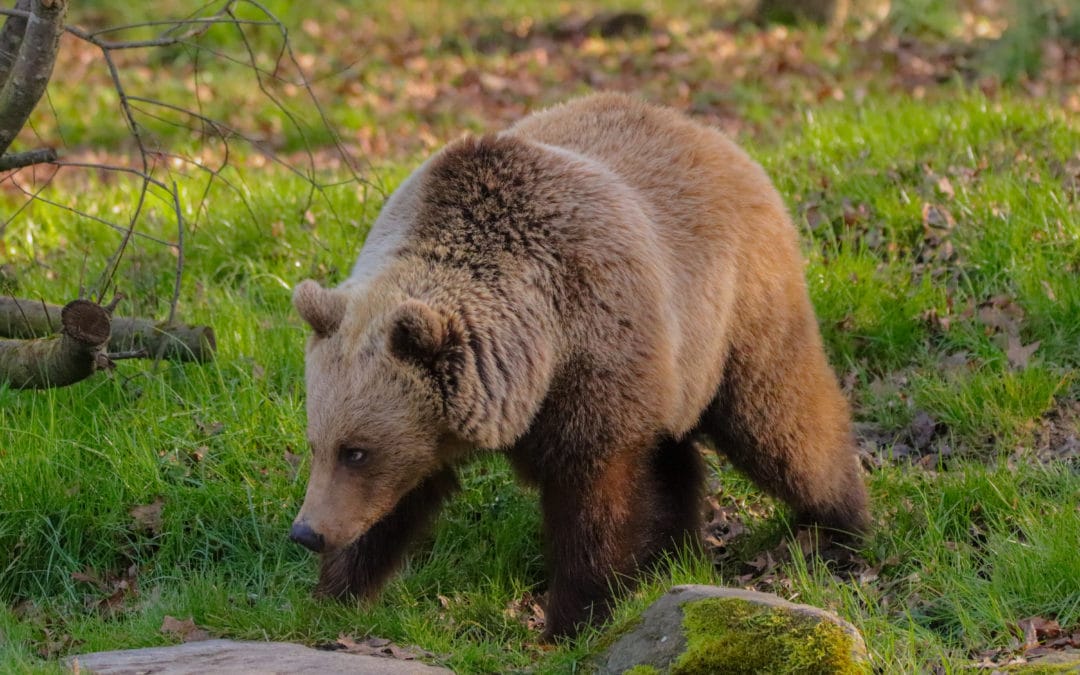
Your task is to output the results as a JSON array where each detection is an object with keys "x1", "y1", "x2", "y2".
[
  {"x1": 317, "y1": 468, "x2": 459, "y2": 600},
  {"x1": 699, "y1": 330, "x2": 869, "y2": 537}
]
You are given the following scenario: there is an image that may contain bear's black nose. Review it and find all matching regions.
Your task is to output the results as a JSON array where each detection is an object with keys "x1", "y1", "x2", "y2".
[{"x1": 289, "y1": 520, "x2": 325, "y2": 553}]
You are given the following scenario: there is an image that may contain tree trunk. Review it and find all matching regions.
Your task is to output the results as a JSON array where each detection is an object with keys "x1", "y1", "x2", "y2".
[
  {"x1": 0, "y1": 0, "x2": 31, "y2": 88},
  {"x1": 0, "y1": 296, "x2": 217, "y2": 362},
  {"x1": 0, "y1": 0, "x2": 66, "y2": 156},
  {"x1": 0, "y1": 299, "x2": 110, "y2": 389}
]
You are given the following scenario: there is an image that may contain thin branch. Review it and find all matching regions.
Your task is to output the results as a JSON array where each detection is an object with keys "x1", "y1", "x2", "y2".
[
  {"x1": 105, "y1": 348, "x2": 148, "y2": 360},
  {"x1": 94, "y1": 171, "x2": 152, "y2": 301},
  {"x1": 89, "y1": 17, "x2": 276, "y2": 39},
  {"x1": 0, "y1": 4, "x2": 245, "y2": 51},
  {"x1": 4, "y1": 174, "x2": 175, "y2": 247},
  {"x1": 3, "y1": 0, "x2": 374, "y2": 317},
  {"x1": 167, "y1": 181, "x2": 183, "y2": 325},
  {"x1": 243, "y1": 0, "x2": 376, "y2": 189},
  {"x1": 51, "y1": 159, "x2": 172, "y2": 191}
]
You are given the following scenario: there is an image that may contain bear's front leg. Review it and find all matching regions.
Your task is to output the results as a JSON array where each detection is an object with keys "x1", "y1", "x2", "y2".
[
  {"x1": 538, "y1": 451, "x2": 658, "y2": 641},
  {"x1": 316, "y1": 468, "x2": 459, "y2": 600}
]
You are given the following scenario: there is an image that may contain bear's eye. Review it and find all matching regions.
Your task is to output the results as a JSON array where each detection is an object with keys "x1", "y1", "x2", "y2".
[{"x1": 339, "y1": 446, "x2": 370, "y2": 468}]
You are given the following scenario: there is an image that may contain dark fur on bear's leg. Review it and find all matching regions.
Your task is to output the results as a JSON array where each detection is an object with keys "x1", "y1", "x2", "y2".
[
  {"x1": 316, "y1": 468, "x2": 459, "y2": 600},
  {"x1": 649, "y1": 436, "x2": 706, "y2": 558},
  {"x1": 538, "y1": 447, "x2": 664, "y2": 641}
]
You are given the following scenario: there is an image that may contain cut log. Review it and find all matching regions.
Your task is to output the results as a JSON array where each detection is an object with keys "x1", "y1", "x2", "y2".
[
  {"x1": 0, "y1": 297, "x2": 216, "y2": 362},
  {"x1": 0, "y1": 299, "x2": 110, "y2": 389}
]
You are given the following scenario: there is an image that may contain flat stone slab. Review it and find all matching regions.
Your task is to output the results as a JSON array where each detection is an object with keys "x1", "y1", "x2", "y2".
[
  {"x1": 69, "y1": 639, "x2": 453, "y2": 675},
  {"x1": 597, "y1": 584, "x2": 868, "y2": 674}
]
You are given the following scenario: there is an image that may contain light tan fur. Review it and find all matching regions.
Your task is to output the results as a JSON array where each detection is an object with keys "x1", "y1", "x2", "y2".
[{"x1": 292, "y1": 93, "x2": 869, "y2": 639}]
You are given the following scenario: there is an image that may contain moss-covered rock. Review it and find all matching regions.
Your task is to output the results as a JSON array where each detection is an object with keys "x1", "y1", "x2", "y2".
[
  {"x1": 597, "y1": 585, "x2": 868, "y2": 674},
  {"x1": 672, "y1": 597, "x2": 862, "y2": 674}
]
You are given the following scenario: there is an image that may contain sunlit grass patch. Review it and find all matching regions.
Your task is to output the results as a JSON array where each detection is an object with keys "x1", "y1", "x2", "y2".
[{"x1": 2, "y1": 15, "x2": 1079, "y2": 671}]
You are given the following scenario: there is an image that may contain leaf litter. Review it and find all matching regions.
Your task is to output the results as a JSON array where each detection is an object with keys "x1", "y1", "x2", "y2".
[{"x1": 160, "y1": 615, "x2": 212, "y2": 643}]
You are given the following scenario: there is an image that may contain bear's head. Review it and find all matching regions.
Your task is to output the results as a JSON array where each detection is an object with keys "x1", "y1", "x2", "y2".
[{"x1": 289, "y1": 279, "x2": 466, "y2": 554}]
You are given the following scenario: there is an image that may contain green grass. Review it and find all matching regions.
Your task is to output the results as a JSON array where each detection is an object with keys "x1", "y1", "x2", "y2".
[{"x1": 3, "y1": 1, "x2": 1080, "y2": 673}]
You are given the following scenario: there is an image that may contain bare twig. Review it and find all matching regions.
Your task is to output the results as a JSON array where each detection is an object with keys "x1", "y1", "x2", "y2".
[
  {"x1": 3, "y1": 0, "x2": 372, "y2": 319},
  {"x1": 105, "y1": 348, "x2": 147, "y2": 360},
  {"x1": 167, "y1": 181, "x2": 183, "y2": 326},
  {"x1": 2, "y1": 173, "x2": 176, "y2": 247}
]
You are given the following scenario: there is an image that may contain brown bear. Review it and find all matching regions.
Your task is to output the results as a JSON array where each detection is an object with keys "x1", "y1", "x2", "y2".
[{"x1": 289, "y1": 93, "x2": 869, "y2": 640}]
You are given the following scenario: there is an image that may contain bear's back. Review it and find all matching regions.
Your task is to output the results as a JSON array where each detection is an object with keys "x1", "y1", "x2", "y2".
[
  {"x1": 506, "y1": 94, "x2": 806, "y2": 433},
  {"x1": 353, "y1": 94, "x2": 810, "y2": 436}
]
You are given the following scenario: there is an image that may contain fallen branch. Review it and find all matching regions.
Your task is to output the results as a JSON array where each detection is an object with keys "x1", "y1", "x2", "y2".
[
  {"x1": 109, "y1": 317, "x2": 215, "y2": 363},
  {"x1": 0, "y1": 299, "x2": 109, "y2": 389},
  {"x1": 0, "y1": 296, "x2": 216, "y2": 363}
]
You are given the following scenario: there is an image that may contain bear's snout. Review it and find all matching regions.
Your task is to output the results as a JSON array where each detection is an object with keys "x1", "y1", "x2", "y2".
[{"x1": 289, "y1": 520, "x2": 326, "y2": 553}]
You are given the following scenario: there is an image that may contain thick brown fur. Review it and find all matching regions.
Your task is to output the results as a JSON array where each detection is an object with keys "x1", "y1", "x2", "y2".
[{"x1": 291, "y1": 93, "x2": 869, "y2": 640}]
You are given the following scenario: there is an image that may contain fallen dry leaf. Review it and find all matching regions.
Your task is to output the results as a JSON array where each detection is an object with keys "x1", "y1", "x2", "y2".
[
  {"x1": 73, "y1": 564, "x2": 140, "y2": 615},
  {"x1": 71, "y1": 568, "x2": 105, "y2": 591},
  {"x1": 1018, "y1": 616, "x2": 1063, "y2": 648},
  {"x1": 130, "y1": 497, "x2": 164, "y2": 534},
  {"x1": 936, "y1": 175, "x2": 955, "y2": 199},
  {"x1": 702, "y1": 494, "x2": 748, "y2": 557},
  {"x1": 908, "y1": 410, "x2": 939, "y2": 450},
  {"x1": 976, "y1": 296, "x2": 1025, "y2": 335},
  {"x1": 160, "y1": 615, "x2": 212, "y2": 643},
  {"x1": 1006, "y1": 335, "x2": 1040, "y2": 370},
  {"x1": 504, "y1": 592, "x2": 546, "y2": 632},
  {"x1": 195, "y1": 419, "x2": 225, "y2": 437}
]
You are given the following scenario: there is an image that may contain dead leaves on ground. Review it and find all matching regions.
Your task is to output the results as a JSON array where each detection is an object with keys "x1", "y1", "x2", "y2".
[
  {"x1": 71, "y1": 564, "x2": 140, "y2": 616},
  {"x1": 972, "y1": 295, "x2": 1042, "y2": 371},
  {"x1": 1015, "y1": 398, "x2": 1080, "y2": 465},
  {"x1": 969, "y1": 616, "x2": 1080, "y2": 670},
  {"x1": 24, "y1": 1, "x2": 1080, "y2": 171},
  {"x1": 12, "y1": 600, "x2": 80, "y2": 659},
  {"x1": 160, "y1": 615, "x2": 212, "y2": 643},
  {"x1": 129, "y1": 497, "x2": 165, "y2": 535},
  {"x1": 503, "y1": 591, "x2": 546, "y2": 633},
  {"x1": 857, "y1": 408, "x2": 955, "y2": 471}
]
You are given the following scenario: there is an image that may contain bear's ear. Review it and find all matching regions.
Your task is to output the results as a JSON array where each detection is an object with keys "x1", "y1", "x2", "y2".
[
  {"x1": 387, "y1": 299, "x2": 452, "y2": 367},
  {"x1": 293, "y1": 279, "x2": 347, "y2": 337}
]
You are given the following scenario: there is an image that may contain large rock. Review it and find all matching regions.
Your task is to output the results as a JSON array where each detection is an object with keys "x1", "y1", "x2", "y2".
[
  {"x1": 68, "y1": 639, "x2": 453, "y2": 675},
  {"x1": 597, "y1": 585, "x2": 868, "y2": 674}
]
